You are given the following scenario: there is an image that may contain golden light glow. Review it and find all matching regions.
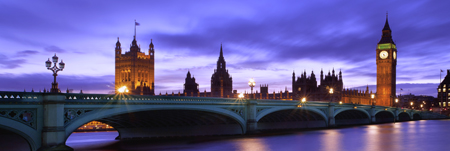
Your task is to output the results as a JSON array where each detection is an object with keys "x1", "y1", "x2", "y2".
[
  {"x1": 339, "y1": 101, "x2": 342, "y2": 104},
  {"x1": 395, "y1": 98, "x2": 398, "y2": 103},
  {"x1": 420, "y1": 104, "x2": 423, "y2": 108},
  {"x1": 329, "y1": 88, "x2": 334, "y2": 94},
  {"x1": 297, "y1": 105, "x2": 302, "y2": 108},
  {"x1": 238, "y1": 93, "x2": 244, "y2": 98},
  {"x1": 301, "y1": 97, "x2": 306, "y2": 102},
  {"x1": 410, "y1": 102, "x2": 413, "y2": 106},
  {"x1": 118, "y1": 86, "x2": 128, "y2": 93},
  {"x1": 371, "y1": 94, "x2": 375, "y2": 99},
  {"x1": 248, "y1": 78, "x2": 255, "y2": 87},
  {"x1": 354, "y1": 106, "x2": 357, "y2": 109}
]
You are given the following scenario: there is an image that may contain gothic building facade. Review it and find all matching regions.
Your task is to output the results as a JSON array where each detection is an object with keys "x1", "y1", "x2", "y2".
[
  {"x1": 292, "y1": 69, "x2": 343, "y2": 101},
  {"x1": 376, "y1": 15, "x2": 397, "y2": 106},
  {"x1": 115, "y1": 36, "x2": 155, "y2": 95},
  {"x1": 184, "y1": 71, "x2": 199, "y2": 96},
  {"x1": 210, "y1": 44, "x2": 233, "y2": 97}
]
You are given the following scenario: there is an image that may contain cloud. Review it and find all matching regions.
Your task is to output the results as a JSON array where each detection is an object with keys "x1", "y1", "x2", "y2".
[
  {"x1": 0, "y1": 54, "x2": 26, "y2": 69},
  {"x1": 16, "y1": 50, "x2": 39, "y2": 57},
  {"x1": 44, "y1": 46, "x2": 66, "y2": 53}
]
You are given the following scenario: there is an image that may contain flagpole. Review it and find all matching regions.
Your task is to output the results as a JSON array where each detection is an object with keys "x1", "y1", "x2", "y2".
[{"x1": 134, "y1": 19, "x2": 136, "y2": 38}]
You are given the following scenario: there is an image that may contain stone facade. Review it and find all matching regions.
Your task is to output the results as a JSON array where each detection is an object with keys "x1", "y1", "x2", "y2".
[
  {"x1": 115, "y1": 36, "x2": 155, "y2": 95},
  {"x1": 376, "y1": 16, "x2": 397, "y2": 106}
]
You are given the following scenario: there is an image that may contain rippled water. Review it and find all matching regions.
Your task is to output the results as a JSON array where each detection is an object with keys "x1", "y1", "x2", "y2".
[{"x1": 66, "y1": 120, "x2": 450, "y2": 151}]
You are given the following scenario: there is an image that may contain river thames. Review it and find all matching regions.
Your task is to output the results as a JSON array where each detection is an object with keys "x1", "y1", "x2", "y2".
[{"x1": 65, "y1": 119, "x2": 449, "y2": 151}]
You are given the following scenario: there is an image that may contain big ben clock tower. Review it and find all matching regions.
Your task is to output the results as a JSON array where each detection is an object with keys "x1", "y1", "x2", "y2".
[{"x1": 376, "y1": 15, "x2": 397, "y2": 106}]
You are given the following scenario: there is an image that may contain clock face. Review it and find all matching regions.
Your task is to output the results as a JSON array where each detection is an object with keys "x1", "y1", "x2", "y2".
[
  {"x1": 380, "y1": 51, "x2": 388, "y2": 59},
  {"x1": 393, "y1": 51, "x2": 396, "y2": 59}
]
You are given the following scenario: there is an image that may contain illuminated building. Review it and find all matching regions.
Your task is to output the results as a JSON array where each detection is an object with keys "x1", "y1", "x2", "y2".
[
  {"x1": 438, "y1": 70, "x2": 450, "y2": 108},
  {"x1": 376, "y1": 15, "x2": 397, "y2": 106},
  {"x1": 115, "y1": 35, "x2": 155, "y2": 95},
  {"x1": 76, "y1": 121, "x2": 114, "y2": 131}
]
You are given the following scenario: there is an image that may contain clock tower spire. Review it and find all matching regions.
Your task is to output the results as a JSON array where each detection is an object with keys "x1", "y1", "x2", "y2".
[{"x1": 376, "y1": 14, "x2": 397, "y2": 106}]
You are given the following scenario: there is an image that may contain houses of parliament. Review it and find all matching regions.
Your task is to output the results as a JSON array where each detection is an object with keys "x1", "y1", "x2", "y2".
[{"x1": 114, "y1": 17, "x2": 397, "y2": 106}]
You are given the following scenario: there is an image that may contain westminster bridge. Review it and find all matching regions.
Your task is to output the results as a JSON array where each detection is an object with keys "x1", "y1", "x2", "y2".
[{"x1": 0, "y1": 91, "x2": 447, "y2": 151}]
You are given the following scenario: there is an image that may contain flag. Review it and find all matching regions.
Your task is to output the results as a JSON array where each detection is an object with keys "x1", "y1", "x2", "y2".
[{"x1": 135, "y1": 22, "x2": 140, "y2": 26}]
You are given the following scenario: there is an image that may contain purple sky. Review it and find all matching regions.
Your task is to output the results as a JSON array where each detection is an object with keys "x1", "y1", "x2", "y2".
[{"x1": 1, "y1": 1, "x2": 449, "y2": 97}]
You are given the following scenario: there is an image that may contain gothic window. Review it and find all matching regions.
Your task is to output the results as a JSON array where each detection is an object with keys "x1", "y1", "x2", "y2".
[{"x1": 220, "y1": 63, "x2": 223, "y2": 68}]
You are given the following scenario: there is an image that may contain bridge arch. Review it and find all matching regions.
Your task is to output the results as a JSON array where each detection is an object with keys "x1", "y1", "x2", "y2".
[
  {"x1": 0, "y1": 117, "x2": 37, "y2": 151},
  {"x1": 398, "y1": 112, "x2": 411, "y2": 121},
  {"x1": 256, "y1": 106, "x2": 328, "y2": 123},
  {"x1": 256, "y1": 107, "x2": 327, "y2": 130},
  {"x1": 65, "y1": 105, "x2": 246, "y2": 140},
  {"x1": 334, "y1": 109, "x2": 370, "y2": 126},
  {"x1": 413, "y1": 113, "x2": 422, "y2": 120},
  {"x1": 375, "y1": 111, "x2": 395, "y2": 123}
]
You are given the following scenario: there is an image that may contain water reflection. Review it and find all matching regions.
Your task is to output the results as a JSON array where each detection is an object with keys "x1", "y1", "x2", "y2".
[
  {"x1": 66, "y1": 120, "x2": 450, "y2": 151},
  {"x1": 320, "y1": 130, "x2": 342, "y2": 151},
  {"x1": 233, "y1": 138, "x2": 269, "y2": 151}
]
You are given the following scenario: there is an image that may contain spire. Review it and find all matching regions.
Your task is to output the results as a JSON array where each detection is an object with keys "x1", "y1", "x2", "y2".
[
  {"x1": 116, "y1": 37, "x2": 121, "y2": 47},
  {"x1": 149, "y1": 39, "x2": 154, "y2": 48},
  {"x1": 383, "y1": 12, "x2": 391, "y2": 31},
  {"x1": 131, "y1": 36, "x2": 137, "y2": 47},
  {"x1": 378, "y1": 13, "x2": 395, "y2": 44},
  {"x1": 216, "y1": 43, "x2": 226, "y2": 71},
  {"x1": 220, "y1": 43, "x2": 224, "y2": 59},
  {"x1": 187, "y1": 70, "x2": 191, "y2": 78}
]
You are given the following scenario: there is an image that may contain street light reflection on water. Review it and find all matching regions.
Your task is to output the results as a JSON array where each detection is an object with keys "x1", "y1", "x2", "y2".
[{"x1": 66, "y1": 120, "x2": 450, "y2": 151}]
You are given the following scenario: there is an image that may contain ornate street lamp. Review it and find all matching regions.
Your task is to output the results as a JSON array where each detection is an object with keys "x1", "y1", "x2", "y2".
[
  {"x1": 371, "y1": 94, "x2": 375, "y2": 106},
  {"x1": 248, "y1": 78, "x2": 255, "y2": 98},
  {"x1": 395, "y1": 98, "x2": 399, "y2": 108},
  {"x1": 45, "y1": 54, "x2": 65, "y2": 93},
  {"x1": 329, "y1": 88, "x2": 334, "y2": 102}
]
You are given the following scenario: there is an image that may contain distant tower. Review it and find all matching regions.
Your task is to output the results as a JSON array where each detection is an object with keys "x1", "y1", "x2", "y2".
[
  {"x1": 376, "y1": 14, "x2": 397, "y2": 106},
  {"x1": 115, "y1": 35, "x2": 155, "y2": 95},
  {"x1": 184, "y1": 70, "x2": 199, "y2": 96},
  {"x1": 211, "y1": 44, "x2": 233, "y2": 97}
]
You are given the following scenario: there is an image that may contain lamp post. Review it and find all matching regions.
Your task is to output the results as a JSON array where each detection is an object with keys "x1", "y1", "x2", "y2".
[
  {"x1": 395, "y1": 98, "x2": 399, "y2": 108},
  {"x1": 45, "y1": 54, "x2": 65, "y2": 93},
  {"x1": 371, "y1": 94, "x2": 375, "y2": 106},
  {"x1": 248, "y1": 78, "x2": 255, "y2": 99},
  {"x1": 410, "y1": 102, "x2": 414, "y2": 109},
  {"x1": 329, "y1": 88, "x2": 334, "y2": 103}
]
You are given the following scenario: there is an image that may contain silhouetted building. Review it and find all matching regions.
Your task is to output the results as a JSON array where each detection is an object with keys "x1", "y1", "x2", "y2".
[
  {"x1": 211, "y1": 44, "x2": 233, "y2": 97},
  {"x1": 376, "y1": 15, "x2": 397, "y2": 106},
  {"x1": 292, "y1": 69, "x2": 343, "y2": 102},
  {"x1": 115, "y1": 36, "x2": 155, "y2": 95},
  {"x1": 438, "y1": 69, "x2": 450, "y2": 107},
  {"x1": 184, "y1": 71, "x2": 199, "y2": 96}
]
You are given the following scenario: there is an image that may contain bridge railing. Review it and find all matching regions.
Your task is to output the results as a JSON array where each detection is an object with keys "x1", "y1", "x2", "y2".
[{"x1": 0, "y1": 91, "x2": 43, "y2": 101}]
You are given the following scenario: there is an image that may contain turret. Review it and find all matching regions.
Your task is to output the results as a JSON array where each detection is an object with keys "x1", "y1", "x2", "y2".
[
  {"x1": 149, "y1": 39, "x2": 155, "y2": 58},
  {"x1": 115, "y1": 37, "x2": 122, "y2": 56},
  {"x1": 217, "y1": 44, "x2": 226, "y2": 71}
]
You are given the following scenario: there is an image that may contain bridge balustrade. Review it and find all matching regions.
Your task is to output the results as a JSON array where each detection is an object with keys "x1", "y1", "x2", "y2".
[{"x1": 0, "y1": 91, "x2": 447, "y2": 151}]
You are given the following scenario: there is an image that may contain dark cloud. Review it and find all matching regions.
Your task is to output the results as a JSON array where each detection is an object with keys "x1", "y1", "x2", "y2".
[
  {"x1": 0, "y1": 54, "x2": 26, "y2": 69},
  {"x1": 16, "y1": 50, "x2": 39, "y2": 56}
]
